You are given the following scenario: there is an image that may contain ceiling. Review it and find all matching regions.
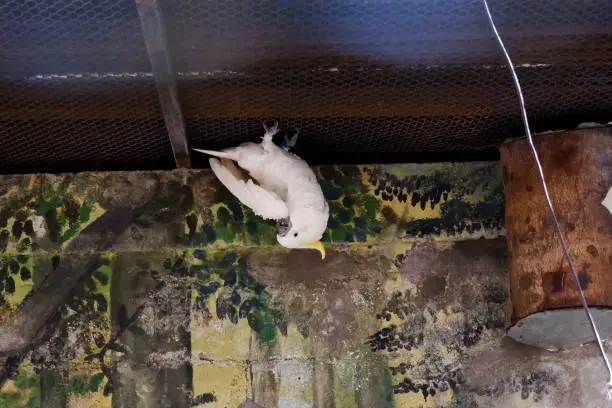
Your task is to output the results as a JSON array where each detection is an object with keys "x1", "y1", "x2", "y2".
[{"x1": 1, "y1": 0, "x2": 612, "y2": 174}]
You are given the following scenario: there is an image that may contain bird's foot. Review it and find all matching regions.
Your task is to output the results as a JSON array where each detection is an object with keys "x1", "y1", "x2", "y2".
[
  {"x1": 262, "y1": 121, "x2": 279, "y2": 142},
  {"x1": 282, "y1": 128, "x2": 300, "y2": 152}
]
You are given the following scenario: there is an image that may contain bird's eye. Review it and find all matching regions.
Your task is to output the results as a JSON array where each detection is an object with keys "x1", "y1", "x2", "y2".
[{"x1": 293, "y1": 232, "x2": 298, "y2": 237}]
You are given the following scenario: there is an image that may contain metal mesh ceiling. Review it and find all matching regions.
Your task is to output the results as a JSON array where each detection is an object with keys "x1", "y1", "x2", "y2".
[{"x1": 1, "y1": 0, "x2": 612, "y2": 174}]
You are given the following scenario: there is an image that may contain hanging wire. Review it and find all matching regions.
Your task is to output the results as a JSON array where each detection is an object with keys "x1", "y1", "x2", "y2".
[{"x1": 481, "y1": 0, "x2": 612, "y2": 400}]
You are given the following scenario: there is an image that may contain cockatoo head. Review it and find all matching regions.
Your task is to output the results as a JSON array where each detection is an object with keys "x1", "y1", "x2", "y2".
[{"x1": 276, "y1": 207, "x2": 329, "y2": 259}]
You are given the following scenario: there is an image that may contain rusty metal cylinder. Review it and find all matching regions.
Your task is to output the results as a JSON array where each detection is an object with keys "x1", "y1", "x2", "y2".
[{"x1": 500, "y1": 127, "x2": 612, "y2": 350}]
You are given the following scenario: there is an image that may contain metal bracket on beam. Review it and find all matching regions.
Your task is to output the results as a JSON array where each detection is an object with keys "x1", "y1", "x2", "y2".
[{"x1": 135, "y1": 0, "x2": 191, "y2": 168}]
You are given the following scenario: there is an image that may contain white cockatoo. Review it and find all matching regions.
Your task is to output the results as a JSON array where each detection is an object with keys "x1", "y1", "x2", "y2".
[
  {"x1": 192, "y1": 122, "x2": 329, "y2": 259},
  {"x1": 603, "y1": 187, "x2": 612, "y2": 216}
]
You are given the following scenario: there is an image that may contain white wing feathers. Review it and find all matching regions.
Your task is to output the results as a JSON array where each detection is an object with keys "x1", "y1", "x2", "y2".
[{"x1": 209, "y1": 158, "x2": 289, "y2": 220}]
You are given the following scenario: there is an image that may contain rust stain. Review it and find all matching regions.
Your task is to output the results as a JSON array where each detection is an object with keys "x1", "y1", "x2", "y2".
[
  {"x1": 502, "y1": 165, "x2": 510, "y2": 186},
  {"x1": 518, "y1": 226, "x2": 536, "y2": 244},
  {"x1": 597, "y1": 223, "x2": 612, "y2": 235},
  {"x1": 578, "y1": 263, "x2": 592, "y2": 290},
  {"x1": 550, "y1": 143, "x2": 579, "y2": 173},
  {"x1": 586, "y1": 245, "x2": 599, "y2": 258},
  {"x1": 519, "y1": 273, "x2": 535, "y2": 291},
  {"x1": 542, "y1": 270, "x2": 564, "y2": 294}
]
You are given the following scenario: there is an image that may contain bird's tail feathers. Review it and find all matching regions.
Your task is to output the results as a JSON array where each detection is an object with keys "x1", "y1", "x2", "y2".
[{"x1": 191, "y1": 148, "x2": 236, "y2": 160}]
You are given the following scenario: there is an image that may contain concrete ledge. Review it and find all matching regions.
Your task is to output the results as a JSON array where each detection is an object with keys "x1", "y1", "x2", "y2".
[{"x1": 0, "y1": 162, "x2": 504, "y2": 256}]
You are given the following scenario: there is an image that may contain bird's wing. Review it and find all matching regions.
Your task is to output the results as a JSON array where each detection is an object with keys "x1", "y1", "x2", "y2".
[{"x1": 209, "y1": 158, "x2": 289, "y2": 220}]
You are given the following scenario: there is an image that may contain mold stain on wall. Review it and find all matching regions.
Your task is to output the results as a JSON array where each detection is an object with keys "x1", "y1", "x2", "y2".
[{"x1": 0, "y1": 162, "x2": 601, "y2": 408}]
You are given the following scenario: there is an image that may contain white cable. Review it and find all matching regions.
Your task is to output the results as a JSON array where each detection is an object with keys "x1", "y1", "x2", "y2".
[{"x1": 482, "y1": 0, "x2": 612, "y2": 400}]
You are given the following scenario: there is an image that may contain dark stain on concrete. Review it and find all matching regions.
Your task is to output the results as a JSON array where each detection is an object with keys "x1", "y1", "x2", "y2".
[
  {"x1": 374, "y1": 238, "x2": 511, "y2": 405},
  {"x1": 420, "y1": 275, "x2": 446, "y2": 298},
  {"x1": 248, "y1": 248, "x2": 388, "y2": 355},
  {"x1": 248, "y1": 248, "x2": 388, "y2": 291},
  {"x1": 461, "y1": 339, "x2": 561, "y2": 404},
  {"x1": 392, "y1": 367, "x2": 462, "y2": 399},
  {"x1": 462, "y1": 324, "x2": 484, "y2": 347},
  {"x1": 484, "y1": 283, "x2": 508, "y2": 304},
  {"x1": 452, "y1": 237, "x2": 508, "y2": 261},
  {"x1": 368, "y1": 324, "x2": 424, "y2": 353},
  {"x1": 482, "y1": 369, "x2": 557, "y2": 403},
  {"x1": 94, "y1": 172, "x2": 160, "y2": 210}
]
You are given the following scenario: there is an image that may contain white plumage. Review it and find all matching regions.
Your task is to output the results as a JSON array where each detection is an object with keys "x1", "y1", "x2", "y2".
[{"x1": 193, "y1": 122, "x2": 329, "y2": 259}]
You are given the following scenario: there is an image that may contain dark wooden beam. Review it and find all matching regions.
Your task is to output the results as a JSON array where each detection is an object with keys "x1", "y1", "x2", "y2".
[{"x1": 135, "y1": 0, "x2": 191, "y2": 168}]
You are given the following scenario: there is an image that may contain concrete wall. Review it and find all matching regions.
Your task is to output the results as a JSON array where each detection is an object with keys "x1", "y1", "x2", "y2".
[{"x1": 0, "y1": 162, "x2": 607, "y2": 408}]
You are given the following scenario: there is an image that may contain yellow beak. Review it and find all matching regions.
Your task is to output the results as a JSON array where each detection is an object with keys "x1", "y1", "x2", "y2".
[{"x1": 301, "y1": 241, "x2": 326, "y2": 259}]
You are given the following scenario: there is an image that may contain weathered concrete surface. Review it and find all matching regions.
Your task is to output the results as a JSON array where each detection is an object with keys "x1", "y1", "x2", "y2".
[{"x1": 0, "y1": 163, "x2": 607, "y2": 407}]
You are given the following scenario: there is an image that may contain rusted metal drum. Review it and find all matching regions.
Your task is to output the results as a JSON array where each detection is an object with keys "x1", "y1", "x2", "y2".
[{"x1": 500, "y1": 127, "x2": 612, "y2": 350}]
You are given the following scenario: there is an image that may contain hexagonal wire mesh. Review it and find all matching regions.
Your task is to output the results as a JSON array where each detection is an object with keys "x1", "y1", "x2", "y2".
[
  {"x1": 0, "y1": 0, "x2": 175, "y2": 174},
  {"x1": 1, "y1": 0, "x2": 612, "y2": 173},
  {"x1": 165, "y1": 0, "x2": 612, "y2": 167}
]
